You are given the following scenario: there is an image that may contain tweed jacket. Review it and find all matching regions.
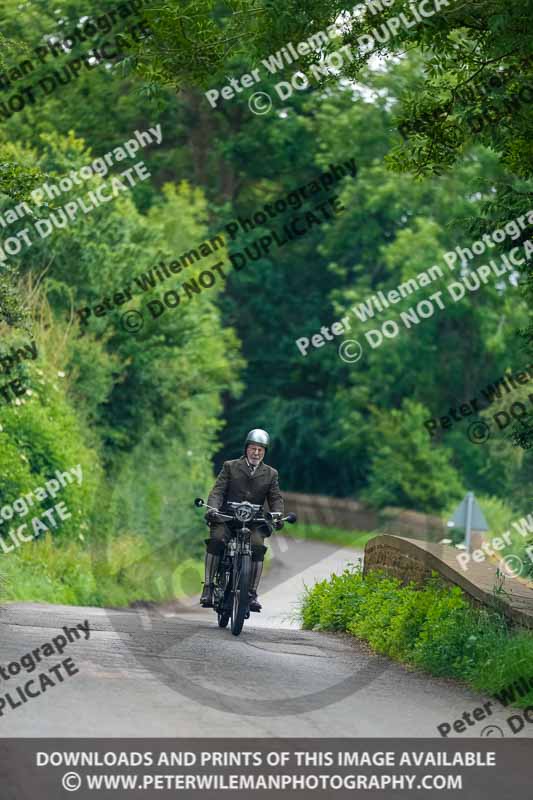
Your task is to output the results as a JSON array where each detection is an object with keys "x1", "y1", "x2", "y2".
[{"x1": 207, "y1": 456, "x2": 284, "y2": 515}]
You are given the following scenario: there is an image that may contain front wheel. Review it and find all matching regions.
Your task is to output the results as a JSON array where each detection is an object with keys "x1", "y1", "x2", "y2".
[{"x1": 231, "y1": 554, "x2": 251, "y2": 636}]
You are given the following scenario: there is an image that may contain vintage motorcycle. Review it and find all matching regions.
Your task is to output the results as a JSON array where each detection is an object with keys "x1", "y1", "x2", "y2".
[{"x1": 194, "y1": 498, "x2": 297, "y2": 636}]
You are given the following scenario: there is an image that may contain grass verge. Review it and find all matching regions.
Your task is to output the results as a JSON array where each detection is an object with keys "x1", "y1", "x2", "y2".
[
  {"x1": 1, "y1": 533, "x2": 203, "y2": 607},
  {"x1": 1, "y1": 524, "x2": 375, "y2": 607},
  {"x1": 287, "y1": 524, "x2": 376, "y2": 550},
  {"x1": 300, "y1": 563, "x2": 533, "y2": 709}
]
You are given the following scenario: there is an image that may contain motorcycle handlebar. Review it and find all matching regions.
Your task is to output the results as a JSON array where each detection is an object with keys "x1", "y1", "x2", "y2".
[
  {"x1": 195, "y1": 499, "x2": 296, "y2": 526},
  {"x1": 209, "y1": 513, "x2": 282, "y2": 525}
]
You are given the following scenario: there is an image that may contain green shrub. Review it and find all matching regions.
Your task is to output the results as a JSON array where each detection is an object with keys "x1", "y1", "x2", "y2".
[
  {"x1": 0, "y1": 334, "x2": 102, "y2": 544},
  {"x1": 301, "y1": 565, "x2": 367, "y2": 631},
  {"x1": 300, "y1": 564, "x2": 533, "y2": 708},
  {"x1": 358, "y1": 577, "x2": 440, "y2": 660},
  {"x1": 411, "y1": 589, "x2": 502, "y2": 677},
  {"x1": 362, "y1": 400, "x2": 464, "y2": 512}
]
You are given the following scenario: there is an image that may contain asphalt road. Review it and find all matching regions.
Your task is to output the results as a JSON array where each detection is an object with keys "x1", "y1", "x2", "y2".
[{"x1": 1, "y1": 536, "x2": 530, "y2": 738}]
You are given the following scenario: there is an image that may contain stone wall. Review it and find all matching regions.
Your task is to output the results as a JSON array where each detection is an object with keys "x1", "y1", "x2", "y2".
[
  {"x1": 363, "y1": 534, "x2": 533, "y2": 630},
  {"x1": 283, "y1": 491, "x2": 445, "y2": 540},
  {"x1": 363, "y1": 535, "x2": 436, "y2": 585}
]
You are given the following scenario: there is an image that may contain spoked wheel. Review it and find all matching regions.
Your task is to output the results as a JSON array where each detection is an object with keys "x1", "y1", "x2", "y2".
[
  {"x1": 215, "y1": 563, "x2": 231, "y2": 628},
  {"x1": 230, "y1": 554, "x2": 251, "y2": 636}
]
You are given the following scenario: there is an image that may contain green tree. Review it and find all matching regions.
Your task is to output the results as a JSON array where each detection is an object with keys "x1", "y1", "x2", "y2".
[{"x1": 362, "y1": 399, "x2": 464, "y2": 511}]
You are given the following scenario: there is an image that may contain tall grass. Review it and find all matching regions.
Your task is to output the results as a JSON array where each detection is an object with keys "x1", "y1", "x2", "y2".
[{"x1": 1, "y1": 533, "x2": 203, "y2": 607}]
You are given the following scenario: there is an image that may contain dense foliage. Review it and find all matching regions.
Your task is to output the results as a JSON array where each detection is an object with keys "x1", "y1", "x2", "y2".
[{"x1": 0, "y1": 0, "x2": 531, "y2": 604}]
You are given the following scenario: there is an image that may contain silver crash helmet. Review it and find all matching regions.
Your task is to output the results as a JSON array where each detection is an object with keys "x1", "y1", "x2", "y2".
[{"x1": 244, "y1": 429, "x2": 270, "y2": 453}]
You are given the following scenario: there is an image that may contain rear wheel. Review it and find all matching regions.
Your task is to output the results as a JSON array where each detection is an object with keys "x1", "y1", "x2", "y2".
[
  {"x1": 218, "y1": 612, "x2": 230, "y2": 628},
  {"x1": 231, "y1": 554, "x2": 251, "y2": 636}
]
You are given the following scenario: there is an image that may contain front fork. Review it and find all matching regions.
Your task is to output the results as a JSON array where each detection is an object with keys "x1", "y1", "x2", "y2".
[{"x1": 214, "y1": 529, "x2": 251, "y2": 612}]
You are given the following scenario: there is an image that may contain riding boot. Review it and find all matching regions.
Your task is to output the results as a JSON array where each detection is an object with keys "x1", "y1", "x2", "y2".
[
  {"x1": 249, "y1": 544, "x2": 267, "y2": 611},
  {"x1": 200, "y1": 539, "x2": 223, "y2": 607}
]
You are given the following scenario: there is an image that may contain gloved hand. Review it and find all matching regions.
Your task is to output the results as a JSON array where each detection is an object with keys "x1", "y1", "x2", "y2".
[
  {"x1": 274, "y1": 519, "x2": 284, "y2": 531},
  {"x1": 205, "y1": 509, "x2": 219, "y2": 525}
]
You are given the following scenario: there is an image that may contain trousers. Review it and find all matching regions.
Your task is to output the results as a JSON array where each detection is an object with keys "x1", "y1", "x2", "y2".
[{"x1": 206, "y1": 523, "x2": 268, "y2": 561}]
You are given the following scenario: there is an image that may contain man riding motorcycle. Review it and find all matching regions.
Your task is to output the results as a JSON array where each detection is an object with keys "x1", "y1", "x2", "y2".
[{"x1": 200, "y1": 429, "x2": 284, "y2": 612}]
